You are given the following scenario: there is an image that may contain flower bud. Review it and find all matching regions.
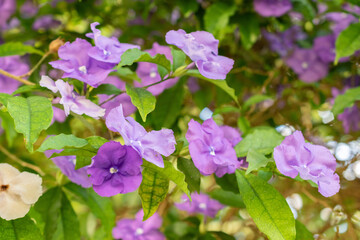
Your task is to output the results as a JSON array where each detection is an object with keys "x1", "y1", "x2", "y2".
[{"x1": 49, "y1": 38, "x2": 65, "y2": 53}]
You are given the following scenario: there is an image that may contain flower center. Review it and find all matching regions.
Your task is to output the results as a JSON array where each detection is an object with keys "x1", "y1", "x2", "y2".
[
  {"x1": 78, "y1": 65, "x2": 87, "y2": 74},
  {"x1": 150, "y1": 71, "x2": 157, "y2": 78},
  {"x1": 209, "y1": 146, "x2": 216, "y2": 156},
  {"x1": 109, "y1": 167, "x2": 118, "y2": 174},
  {"x1": 103, "y1": 49, "x2": 111, "y2": 56},
  {"x1": 135, "y1": 228, "x2": 144, "y2": 235},
  {"x1": 199, "y1": 203, "x2": 207, "y2": 209},
  {"x1": 301, "y1": 62, "x2": 308, "y2": 69},
  {"x1": 0, "y1": 185, "x2": 9, "y2": 191}
]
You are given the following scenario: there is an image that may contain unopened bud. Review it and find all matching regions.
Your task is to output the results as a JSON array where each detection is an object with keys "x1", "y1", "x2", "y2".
[{"x1": 49, "y1": 38, "x2": 65, "y2": 53}]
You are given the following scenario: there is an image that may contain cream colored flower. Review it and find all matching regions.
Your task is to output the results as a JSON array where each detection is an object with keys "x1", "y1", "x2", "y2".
[{"x1": 0, "y1": 163, "x2": 43, "y2": 220}]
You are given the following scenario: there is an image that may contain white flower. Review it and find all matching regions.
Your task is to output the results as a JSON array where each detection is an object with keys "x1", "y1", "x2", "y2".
[{"x1": 0, "y1": 163, "x2": 43, "y2": 220}]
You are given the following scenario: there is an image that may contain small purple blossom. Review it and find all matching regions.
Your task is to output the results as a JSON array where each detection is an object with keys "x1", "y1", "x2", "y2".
[
  {"x1": 87, "y1": 141, "x2": 142, "y2": 197},
  {"x1": 0, "y1": 0, "x2": 15, "y2": 29},
  {"x1": 20, "y1": 0, "x2": 38, "y2": 19},
  {"x1": 186, "y1": 118, "x2": 239, "y2": 177},
  {"x1": 44, "y1": 150, "x2": 91, "y2": 188},
  {"x1": 40, "y1": 76, "x2": 105, "y2": 118},
  {"x1": 313, "y1": 35, "x2": 337, "y2": 63},
  {"x1": 86, "y1": 22, "x2": 140, "y2": 64},
  {"x1": 165, "y1": 29, "x2": 234, "y2": 79},
  {"x1": 254, "y1": 0, "x2": 292, "y2": 17},
  {"x1": 112, "y1": 209, "x2": 165, "y2": 240},
  {"x1": 106, "y1": 105, "x2": 176, "y2": 168},
  {"x1": 285, "y1": 48, "x2": 328, "y2": 83},
  {"x1": 175, "y1": 193, "x2": 224, "y2": 217},
  {"x1": 0, "y1": 56, "x2": 29, "y2": 94},
  {"x1": 32, "y1": 15, "x2": 61, "y2": 30},
  {"x1": 274, "y1": 131, "x2": 340, "y2": 197},
  {"x1": 325, "y1": 12, "x2": 358, "y2": 36},
  {"x1": 49, "y1": 38, "x2": 115, "y2": 87},
  {"x1": 51, "y1": 106, "x2": 66, "y2": 124}
]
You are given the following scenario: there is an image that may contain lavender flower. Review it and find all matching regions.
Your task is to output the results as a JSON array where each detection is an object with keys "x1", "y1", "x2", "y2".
[
  {"x1": 175, "y1": 193, "x2": 224, "y2": 217},
  {"x1": 87, "y1": 141, "x2": 142, "y2": 197},
  {"x1": 325, "y1": 12, "x2": 358, "y2": 36},
  {"x1": 86, "y1": 22, "x2": 140, "y2": 64},
  {"x1": 273, "y1": 131, "x2": 340, "y2": 197},
  {"x1": 44, "y1": 150, "x2": 91, "y2": 188},
  {"x1": 134, "y1": 43, "x2": 178, "y2": 96},
  {"x1": 20, "y1": 0, "x2": 38, "y2": 19},
  {"x1": 165, "y1": 29, "x2": 234, "y2": 79},
  {"x1": 285, "y1": 48, "x2": 328, "y2": 83},
  {"x1": 254, "y1": 0, "x2": 292, "y2": 17},
  {"x1": 0, "y1": 56, "x2": 29, "y2": 94},
  {"x1": 40, "y1": 76, "x2": 105, "y2": 118},
  {"x1": 51, "y1": 106, "x2": 66, "y2": 124},
  {"x1": 0, "y1": 0, "x2": 15, "y2": 29},
  {"x1": 32, "y1": 15, "x2": 61, "y2": 30},
  {"x1": 106, "y1": 105, "x2": 176, "y2": 168},
  {"x1": 186, "y1": 118, "x2": 239, "y2": 177},
  {"x1": 221, "y1": 126, "x2": 242, "y2": 147},
  {"x1": 313, "y1": 35, "x2": 337, "y2": 63},
  {"x1": 49, "y1": 38, "x2": 115, "y2": 87},
  {"x1": 112, "y1": 209, "x2": 165, "y2": 240}
]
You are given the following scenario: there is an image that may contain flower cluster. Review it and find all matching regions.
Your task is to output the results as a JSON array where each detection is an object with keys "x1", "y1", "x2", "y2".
[
  {"x1": 274, "y1": 131, "x2": 340, "y2": 197},
  {"x1": 176, "y1": 193, "x2": 224, "y2": 217}
]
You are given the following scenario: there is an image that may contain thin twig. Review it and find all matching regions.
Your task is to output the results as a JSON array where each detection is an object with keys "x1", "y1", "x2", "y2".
[
  {"x1": 19, "y1": 51, "x2": 51, "y2": 78},
  {"x1": 0, "y1": 69, "x2": 35, "y2": 86},
  {"x1": 302, "y1": 188, "x2": 331, "y2": 208},
  {"x1": 0, "y1": 144, "x2": 45, "y2": 176}
]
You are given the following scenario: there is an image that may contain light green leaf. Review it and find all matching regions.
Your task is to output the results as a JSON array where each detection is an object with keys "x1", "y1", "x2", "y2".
[
  {"x1": 0, "y1": 93, "x2": 11, "y2": 106},
  {"x1": 291, "y1": 0, "x2": 316, "y2": 21},
  {"x1": 295, "y1": 220, "x2": 314, "y2": 240},
  {"x1": 90, "y1": 84, "x2": 123, "y2": 96},
  {"x1": 0, "y1": 111, "x2": 17, "y2": 147},
  {"x1": 142, "y1": 160, "x2": 191, "y2": 199},
  {"x1": 332, "y1": 86, "x2": 360, "y2": 116},
  {"x1": 236, "y1": 170, "x2": 296, "y2": 240},
  {"x1": 119, "y1": 48, "x2": 171, "y2": 73},
  {"x1": 242, "y1": 94, "x2": 272, "y2": 111},
  {"x1": 114, "y1": 66, "x2": 141, "y2": 82},
  {"x1": 7, "y1": 96, "x2": 53, "y2": 152},
  {"x1": 171, "y1": 48, "x2": 187, "y2": 72},
  {"x1": 177, "y1": 157, "x2": 201, "y2": 193},
  {"x1": 176, "y1": 0, "x2": 199, "y2": 17},
  {"x1": 209, "y1": 189, "x2": 245, "y2": 208},
  {"x1": 0, "y1": 42, "x2": 44, "y2": 56},
  {"x1": 126, "y1": 84, "x2": 156, "y2": 122},
  {"x1": 37, "y1": 134, "x2": 88, "y2": 152},
  {"x1": 204, "y1": 2, "x2": 236, "y2": 39},
  {"x1": 139, "y1": 167, "x2": 169, "y2": 221},
  {"x1": 0, "y1": 216, "x2": 43, "y2": 240},
  {"x1": 246, "y1": 149, "x2": 271, "y2": 174},
  {"x1": 335, "y1": 22, "x2": 360, "y2": 63},
  {"x1": 235, "y1": 127, "x2": 284, "y2": 157},
  {"x1": 238, "y1": 13, "x2": 260, "y2": 50},
  {"x1": 11, "y1": 85, "x2": 45, "y2": 96}
]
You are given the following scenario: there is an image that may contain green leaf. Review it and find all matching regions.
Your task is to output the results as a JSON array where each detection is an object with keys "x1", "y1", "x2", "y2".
[
  {"x1": 142, "y1": 160, "x2": 191, "y2": 199},
  {"x1": 34, "y1": 187, "x2": 80, "y2": 240},
  {"x1": 335, "y1": 22, "x2": 360, "y2": 63},
  {"x1": 332, "y1": 86, "x2": 360, "y2": 116},
  {"x1": 242, "y1": 94, "x2": 272, "y2": 111},
  {"x1": 204, "y1": 2, "x2": 236, "y2": 38},
  {"x1": 114, "y1": 66, "x2": 141, "y2": 82},
  {"x1": 0, "y1": 42, "x2": 43, "y2": 57},
  {"x1": 246, "y1": 149, "x2": 271, "y2": 174},
  {"x1": 238, "y1": 13, "x2": 260, "y2": 50},
  {"x1": 209, "y1": 189, "x2": 245, "y2": 208},
  {"x1": 215, "y1": 173, "x2": 239, "y2": 193},
  {"x1": 186, "y1": 69, "x2": 238, "y2": 103},
  {"x1": 126, "y1": 84, "x2": 156, "y2": 122},
  {"x1": 236, "y1": 170, "x2": 296, "y2": 240},
  {"x1": 139, "y1": 167, "x2": 169, "y2": 221},
  {"x1": 90, "y1": 84, "x2": 123, "y2": 96},
  {"x1": 0, "y1": 93, "x2": 11, "y2": 106},
  {"x1": 0, "y1": 111, "x2": 17, "y2": 147},
  {"x1": 176, "y1": 0, "x2": 199, "y2": 17},
  {"x1": 291, "y1": 0, "x2": 316, "y2": 21},
  {"x1": 177, "y1": 157, "x2": 201, "y2": 193},
  {"x1": 0, "y1": 216, "x2": 43, "y2": 240},
  {"x1": 208, "y1": 231, "x2": 236, "y2": 240},
  {"x1": 235, "y1": 127, "x2": 284, "y2": 157},
  {"x1": 7, "y1": 96, "x2": 53, "y2": 152},
  {"x1": 295, "y1": 220, "x2": 314, "y2": 240},
  {"x1": 171, "y1": 48, "x2": 187, "y2": 72},
  {"x1": 65, "y1": 183, "x2": 115, "y2": 240},
  {"x1": 11, "y1": 85, "x2": 45, "y2": 96},
  {"x1": 119, "y1": 48, "x2": 171, "y2": 73},
  {"x1": 37, "y1": 134, "x2": 88, "y2": 152}
]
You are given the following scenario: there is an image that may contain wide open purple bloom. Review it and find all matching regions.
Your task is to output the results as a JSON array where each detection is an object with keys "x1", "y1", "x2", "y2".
[
  {"x1": 44, "y1": 150, "x2": 91, "y2": 188},
  {"x1": 112, "y1": 209, "x2": 165, "y2": 240},
  {"x1": 285, "y1": 48, "x2": 328, "y2": 83},
  {"x1": 165, "y1": 29, "x2": 234, "y2": 79},
  {"x1": 49, "y1": 38, "x2": 115, "y2": 87},
  {"x1": 0, "y1": 56, "x2": 29, "y2": 94},
  {"x1": 86, "y1": 22, "x2": 140, "y2": 64},
  {"x1": 274, "y1": 131, "x2": 340, "y2": 197},
  {"x1": 134, "y1": 43, "x2": 178, "y2": 96},
  {"x1": 106, "y1": 105, "x2": 176, "y2": 168},
  {"x1": 0, "y1": 0, "x2": 15, "y2": 29},
  {"x1": 40, "y1": 76, "x2": 105, "y2": 118},
  {"x1": 176, "y1": 193, "x2": 224, "y2": 218},
  {"x1": 186, "y1": 118, "x2": 239, "y2": 177},
  {"x1": 254, "y1": 0, "x2": 292, "y2": 17},
  {"x1": 87, "y1": 141, "x2": 142, "y2": 197}
]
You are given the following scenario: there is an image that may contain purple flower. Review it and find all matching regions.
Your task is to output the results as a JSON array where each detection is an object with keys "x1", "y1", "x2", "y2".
[
  {"x1": 0, "y1": 0, "x2": 15, "y2": 29},
  {"x1": 325, "y1": 12, "x2": 358, "y2": 36},
  {"x1": 186, "y1": 118, "x2": 239, "y2": 177},
  {"x1": 40, "y1": 76, "x2": 105, "y2": 118},
  {"x1": 165, "y1": 29, "x2": 234, "y2": 79},
  {"x1": 49, "y1": 38, "x2": 115, "y2": 87},
  {"x1": 220, "y1": 126, "x2": 242, "y2": 147},
  {"x1": 254, "y1": 0, "x2": 292, "y2": 17},
  {"x1": 313, "y1": 35, "x2": 337, "y2": 63},
  {"x1": 87, "y1": 141, "x2": 142, "y2": 197},
  {"x1": 0, "y1": 56, "x2": 29, "y2": 94},
  {"x1": 86, "y1": 22, "x2": 140, "y2": 64},
  {"x1": 112, "y1": 209, "x2": 165, "y2": 240},
  {"x1": 106, "y1": 105, "x2": 176, "y2": 168},
  {"x1": 32, "y1": 15, "x2": 61, "y2": 30},
  {"x1": 285, "y1": 48, "x2": 328, "y2": 83},
  {"x1": 134, "y1": 43, "x2": 178, "y2": 96},
  {"x1": 44, "y1": 150, "x2": 91, "y2": 188},
  {"x1": 98, "y1": 76, "x2": 136, "y2": 117},
  {"x1": 175, "y1": 193, "x2": 224, "y2": 217},
  {"x1": 20, "y1": 0, "x2": 38, "y2": 19},
  {"x1": 274, "y1": 131, "x2": 340, "y2": 197},
  {"x1": 51, "y1": 106, "x2": 66, "y2": 124}
]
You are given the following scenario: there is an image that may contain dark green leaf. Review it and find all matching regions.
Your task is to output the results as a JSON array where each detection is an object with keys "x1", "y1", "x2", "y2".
[
  {"x1": 0, "y1": 216, "x2": 43, "y2": 240},
  {"x1": 11, "y1": 86, "x2": 45, "y2": 96},
  {"x1": 242, "y1": 94, "x2": 272, "y2": 111},
  {"x1": 177, "y1": 157, "x2": 201, "y2": 193},
  {"x1": 238, "y1": 13, "x2": 260, "y2": 50},
  {"x1": 215, "y1": 173, "x2": 239, "y2": 193},
  {"x1": 90, "y1": 84, "x2": 123, "y2": 96},
  {"x1": 295, "y1": 220, "x2": 314, "y2": 240},
  {"x1": 0, "y1": 111, "x2": 17, "y2": 147},
  {"x1": 209, "y1": 189, "x2": 245, "y2": 208}
]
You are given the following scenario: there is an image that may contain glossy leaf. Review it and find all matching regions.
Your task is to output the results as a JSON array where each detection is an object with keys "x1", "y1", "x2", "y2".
[
  {"x1": 246, "y1": 149, "x2": 271, "y2": 174},
  {"x1": 177, "y1": 157, "x2": 201, "y2": 193},
  {"x1": 37, "y1": 134, "x2": 88, "y2": 152},
  {"x1": 126, "y1": 83, "x2": 156, "y2": 122},
  {"x1": 335, "y1": 22, "x2": 360, "y2": 63}
]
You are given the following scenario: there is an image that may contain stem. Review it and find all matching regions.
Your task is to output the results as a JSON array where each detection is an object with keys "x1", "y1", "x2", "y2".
[
  {"x1": 0, "y1": 69, "x2": 35, "y2": 86},
  {"x1": 0, "y1": 144, "x2": 45, "y2": 176},
  {"x1": 19, "y1": 51, "x2": 51, "y2": 78}
]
